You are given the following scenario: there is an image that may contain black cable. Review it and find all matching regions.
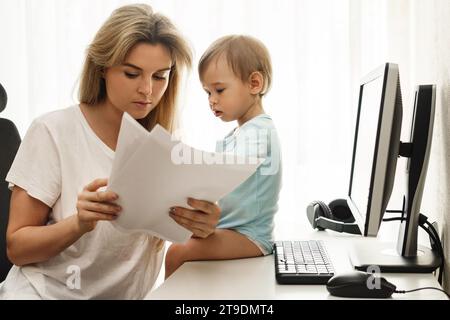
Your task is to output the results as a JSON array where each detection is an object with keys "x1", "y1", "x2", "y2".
[
  {"x1": 418, "y1": 214, "x2": 445, "y2": 284},
  {"x1": 395, "y1": 287, "x2": 450, "y2": 299},
  {"x1": 425, "y1": 229, "x2": 444, "y2": 284},
  {"x1": 360, "y1": 213, "x2": 448, "y2": 298},
  {"x1": 424, "y1": 219, "x2": 441, "y2": 251},
  {"x1": 382, "y1": 217, "x2": 403, "y2": 222},
  {"x1": 382, "y1": 213, "x2": 445, "y2": 285},
  {"x1": 423, "y1": 219, "x2": 445, "y2": 284},
  {"x1": 386, "y1": 209, "x2": 404, "y2": 213}
]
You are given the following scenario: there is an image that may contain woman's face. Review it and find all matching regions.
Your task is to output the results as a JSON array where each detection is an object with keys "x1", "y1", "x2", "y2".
[{"x1": 103, "y1": 42, "x2": 172, "y2": 119}]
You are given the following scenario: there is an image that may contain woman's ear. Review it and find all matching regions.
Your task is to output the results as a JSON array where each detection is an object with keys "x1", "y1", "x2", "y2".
[{"x1": 248, "y1": 72, "x2": 264, "y2": 95}]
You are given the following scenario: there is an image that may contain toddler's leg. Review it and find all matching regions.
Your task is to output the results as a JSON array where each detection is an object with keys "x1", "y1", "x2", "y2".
[{"x1": 164, "y1": 229, "x2": 263, "y2": 279}]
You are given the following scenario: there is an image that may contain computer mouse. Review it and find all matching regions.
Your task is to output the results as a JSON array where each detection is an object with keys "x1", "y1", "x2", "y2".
[{"x1": 326, "y1": 271, "x2": 397, "y2": 298}]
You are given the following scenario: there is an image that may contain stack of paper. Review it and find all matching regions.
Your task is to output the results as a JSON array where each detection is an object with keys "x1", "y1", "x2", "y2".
[{"x1": 107, "y1": 113, "x2": 263, "y2": 243}]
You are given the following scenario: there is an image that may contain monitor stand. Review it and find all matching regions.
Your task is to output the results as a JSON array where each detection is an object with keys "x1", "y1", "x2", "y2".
[{"x1": 350, "y1": 241, "x2": 440, "y2": 273}]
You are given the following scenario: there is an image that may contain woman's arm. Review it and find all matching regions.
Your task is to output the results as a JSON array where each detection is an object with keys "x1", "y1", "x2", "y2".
[
  {"x1": 7, "y1": 187, "x2": 85, "y2": 266},
  {"x1": 6, "y1": 179, "x2": 121, "y2": 266}
]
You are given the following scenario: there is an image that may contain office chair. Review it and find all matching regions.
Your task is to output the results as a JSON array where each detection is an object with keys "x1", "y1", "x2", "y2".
[{"x1": 0, "y1": 82, "x2": 21, "y2": 281}]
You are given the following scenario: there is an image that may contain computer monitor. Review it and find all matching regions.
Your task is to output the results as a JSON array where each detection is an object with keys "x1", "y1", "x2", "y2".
[
  {"x1": 397, "y1": 84, "x2": 437, "y2": 258},
  {"x1": 347, "y1": 63, "x2": 402, "y2": 237},
  {"x1": 347, "y1": 62, "x2": 440, "y2": 272}
]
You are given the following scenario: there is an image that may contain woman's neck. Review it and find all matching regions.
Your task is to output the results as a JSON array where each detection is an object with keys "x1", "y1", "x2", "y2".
[{"x1": 80, "y1": 100, "x2": 123, "y2": 151}]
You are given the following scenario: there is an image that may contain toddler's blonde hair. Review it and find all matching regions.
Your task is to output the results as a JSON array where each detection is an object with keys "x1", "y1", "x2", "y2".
[{"x1": 198, "y1": 35, "x2": 272, "y2": 96}]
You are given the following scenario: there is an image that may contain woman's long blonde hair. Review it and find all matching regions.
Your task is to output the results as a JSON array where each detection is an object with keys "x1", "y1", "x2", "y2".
[{"x1": 79, "y1": 4, "x2": 192, "y2": 132}]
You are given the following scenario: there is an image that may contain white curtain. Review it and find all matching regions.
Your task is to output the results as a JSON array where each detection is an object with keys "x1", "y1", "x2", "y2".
[
  {"x1": 0, "y1": 0, "x2": 355, "y2": 235},
  {"x1": 1, "y1": 0, "x2": 449, "y2": 289}
]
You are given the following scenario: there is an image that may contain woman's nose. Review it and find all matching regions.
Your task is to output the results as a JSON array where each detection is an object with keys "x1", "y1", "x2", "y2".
[{"x1": 138, "y1": 78, "x2": 153, "y2": 96}]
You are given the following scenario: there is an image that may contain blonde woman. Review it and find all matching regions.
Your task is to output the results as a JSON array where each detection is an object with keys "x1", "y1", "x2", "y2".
[{"x1": 0, "y1": 4, "x2": 220, "y2": 299}]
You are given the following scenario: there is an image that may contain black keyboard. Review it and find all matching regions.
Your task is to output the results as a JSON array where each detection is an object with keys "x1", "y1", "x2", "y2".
[{"x1": 274, "y1": 240, "x2": 335, "y2": 284}]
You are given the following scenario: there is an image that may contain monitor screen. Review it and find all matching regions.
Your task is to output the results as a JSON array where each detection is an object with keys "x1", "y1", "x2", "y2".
[{"x1": 350, "y1": 76, "x2": 384, "y2": 226}]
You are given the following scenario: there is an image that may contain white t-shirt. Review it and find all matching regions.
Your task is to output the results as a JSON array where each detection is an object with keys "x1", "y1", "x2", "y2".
[{"x1": 0, "y1": 105, "x2": 164, "y2": 299}]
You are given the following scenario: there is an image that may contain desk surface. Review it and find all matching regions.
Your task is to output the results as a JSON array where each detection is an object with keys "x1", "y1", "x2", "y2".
[{"x1": 146, "y1": 231, "x2": 448, "y2": 300}]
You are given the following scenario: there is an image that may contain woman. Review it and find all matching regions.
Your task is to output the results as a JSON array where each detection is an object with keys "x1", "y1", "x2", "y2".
[{"x1": 0, "y1": 3, "x2": 220, "y2": 299}]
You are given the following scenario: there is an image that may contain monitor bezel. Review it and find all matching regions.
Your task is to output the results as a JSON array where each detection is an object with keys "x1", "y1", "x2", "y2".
[{"x1": 347, "y1": 63, "x2": 400, "y2": 236}]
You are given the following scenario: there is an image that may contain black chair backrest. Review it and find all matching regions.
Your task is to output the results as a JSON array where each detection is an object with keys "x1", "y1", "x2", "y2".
[{"x1": 0, "y1": 83, "x2": 21, "y2": 281}]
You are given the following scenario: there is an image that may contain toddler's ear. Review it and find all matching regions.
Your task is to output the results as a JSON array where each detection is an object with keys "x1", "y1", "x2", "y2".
[{"x1": 248, "y1": 72, "x2": 264, "y2": 95}]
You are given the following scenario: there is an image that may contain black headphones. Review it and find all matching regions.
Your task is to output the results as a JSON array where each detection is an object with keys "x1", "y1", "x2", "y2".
[
  {"x1": 306, "y1": 199, "x2": 361, "y2": 235},
  {"x1": 0, "y1": 83, "x2": 7, "y2": 113}
]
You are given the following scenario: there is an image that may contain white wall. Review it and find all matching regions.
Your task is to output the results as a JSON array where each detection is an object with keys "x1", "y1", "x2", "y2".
[
  {"x1": 409, "y1": 0, "x2": 450, "y2": 293},
  {"x1": 387, "y1": 0, "x2": 450, "y2": 291}
]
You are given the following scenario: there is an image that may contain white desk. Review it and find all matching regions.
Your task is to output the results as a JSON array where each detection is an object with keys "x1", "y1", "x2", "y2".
[{"x1": 146, "y1": 230, "x2": 448, "y2": 300}]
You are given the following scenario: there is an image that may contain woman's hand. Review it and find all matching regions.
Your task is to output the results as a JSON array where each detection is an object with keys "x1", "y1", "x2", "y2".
[
  {"x1": 169, "y1": 198, "x2": 221, "y2": 238},
  {"x1": 76, "y1": 178, "x2": 121, "y2": 234}
]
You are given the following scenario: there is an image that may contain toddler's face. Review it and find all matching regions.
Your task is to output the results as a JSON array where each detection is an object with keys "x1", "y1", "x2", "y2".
[{"x1": 201, "y1": 55, "x2": 255, "y2": 123}]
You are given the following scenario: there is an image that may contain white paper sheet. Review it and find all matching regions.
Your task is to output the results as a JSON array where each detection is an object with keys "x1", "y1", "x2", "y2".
[{"x1": 107, "y1": 113, "x2": 263, "y2": 243}]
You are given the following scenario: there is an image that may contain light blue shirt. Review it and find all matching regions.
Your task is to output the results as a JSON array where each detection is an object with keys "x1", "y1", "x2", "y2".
[{"x1": 216, "y1": 114, "x2": 282, "y2": 254}]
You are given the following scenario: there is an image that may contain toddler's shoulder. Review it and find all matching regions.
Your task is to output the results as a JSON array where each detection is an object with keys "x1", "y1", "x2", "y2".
[{"x1": 241, "y1": 114, "x2": 276, "y2": 132}]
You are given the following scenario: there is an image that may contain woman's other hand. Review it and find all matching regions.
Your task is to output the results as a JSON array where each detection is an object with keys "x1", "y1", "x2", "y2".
[
  {"x1": 169, "y1": 198, "x2": 221, "y2": 238},
  {"x1": 76, "y1": 178, "x2": 121, "y2": 233}
]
